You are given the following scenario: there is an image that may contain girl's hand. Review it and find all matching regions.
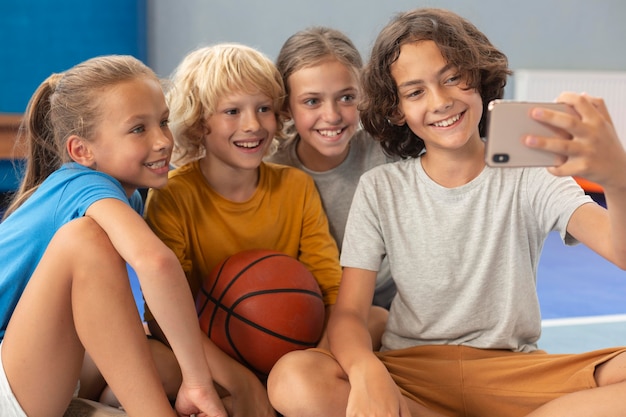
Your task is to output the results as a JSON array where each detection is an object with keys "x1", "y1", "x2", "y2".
[
  {"x1": 525, "y1": 92, "x2": 626, "y2": 191},
  {"x1": 174, "y1": 380, "x2": 228, "y2": 417},
  {"x1": 195, "y1": 336, "x2": 276, "y2": 417}
]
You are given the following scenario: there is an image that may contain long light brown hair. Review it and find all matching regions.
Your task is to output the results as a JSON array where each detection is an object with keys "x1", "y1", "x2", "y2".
[
  {"x1": 4, "y1": 55, "x2": 158, "y2": 219},
  {"x1": 360, "y1": 8, "x2": 512, "y2": 158}
]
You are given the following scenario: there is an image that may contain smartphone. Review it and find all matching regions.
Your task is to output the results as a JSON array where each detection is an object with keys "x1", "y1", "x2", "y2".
[{"x1": 484, "y1": 100, "x2": 575, "y2": 167}]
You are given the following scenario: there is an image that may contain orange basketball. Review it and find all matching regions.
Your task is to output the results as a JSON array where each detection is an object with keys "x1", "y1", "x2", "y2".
[{"x1": 196, "y1": 249, "x2": 325, "y2": 377}]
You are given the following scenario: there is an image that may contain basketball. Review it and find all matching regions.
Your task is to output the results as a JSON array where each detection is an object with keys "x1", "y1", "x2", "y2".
[{"x1": 195, "y1": 249, "x2": 325, "y2": 377}]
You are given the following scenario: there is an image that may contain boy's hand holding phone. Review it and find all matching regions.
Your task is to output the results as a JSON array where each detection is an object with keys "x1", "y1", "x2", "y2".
[
  {"x1": 485, "y1": 99, "x2": 576, "y2": 167},
  {"x1": 522, "y1": 93, "x2": 626, "y2": 192}
]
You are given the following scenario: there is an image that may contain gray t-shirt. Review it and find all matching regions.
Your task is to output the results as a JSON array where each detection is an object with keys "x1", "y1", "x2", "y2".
[
  {"x1": 341, "y1": 157, "x2": 592, "y2": 352},
  {"x1": 267, "y1": 130, "x2": 397, "y2": 307}
]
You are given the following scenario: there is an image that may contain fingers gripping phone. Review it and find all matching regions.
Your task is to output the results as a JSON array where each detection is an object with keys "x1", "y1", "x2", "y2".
[{"x1": 485, "y1": 100, "x2": 575, "y2": 167}]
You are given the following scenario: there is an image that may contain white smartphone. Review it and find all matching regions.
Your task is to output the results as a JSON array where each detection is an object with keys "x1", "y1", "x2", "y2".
[{"x1": 484, "y1": 100, "x2": 575, "y2": 167}]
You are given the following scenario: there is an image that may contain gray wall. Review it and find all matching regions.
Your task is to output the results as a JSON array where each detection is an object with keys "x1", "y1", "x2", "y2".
[{"x1": 147, "y1": 0, "x2": 625, "y2": 97}]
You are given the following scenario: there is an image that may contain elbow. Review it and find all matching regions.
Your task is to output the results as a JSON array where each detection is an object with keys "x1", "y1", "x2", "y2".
[{"x1": 133, "y1": 246, "x2": 181, "y2": 277}]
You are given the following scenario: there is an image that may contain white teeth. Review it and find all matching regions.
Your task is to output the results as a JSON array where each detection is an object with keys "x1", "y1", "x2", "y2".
[
  {"x1": 236, "y1": 140, "x2": 261, "y2": 148},
  {"x1": 145, "y1": 160, "x2": 166, "y2": 168},
  {"x1": 433, "y1": 113, "x2": 461, "y2": 127},
  {"x1": 318, "y1": 129, "x2": 342, "y2": 137}
]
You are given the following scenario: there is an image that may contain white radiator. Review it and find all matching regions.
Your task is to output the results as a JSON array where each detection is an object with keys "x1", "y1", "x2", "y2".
[{"x1": 514, "y1": 69, "x2": 626, "y2": 147}]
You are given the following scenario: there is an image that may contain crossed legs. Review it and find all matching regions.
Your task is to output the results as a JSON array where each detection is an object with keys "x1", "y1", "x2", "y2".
[
  {"x1": 2, "y1": 217, "x2": 174, "y2": 417},
  {"x1": 268, "y1": 347, "x2": 626, "y2": 417},
  {"x1": 267, "y1": 349, "x2": 444, "y2": 417}
]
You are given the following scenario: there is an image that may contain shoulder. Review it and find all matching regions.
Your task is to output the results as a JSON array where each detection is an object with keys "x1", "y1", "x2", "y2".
[
  {"x1": 361, "y1": 157, "x2": 415, "y2": 181},
  {"x1": 168, "y1": 161, "x2": 200, "y2": 180},
  {"x1": 147, "y1": 162, "x2": 204, "y2": 207},
  {"x1": 57, "y1": 162, "x2": 115, "y2": 182},
  {"x1": 350, "y1": 130, "x2": 397, "y2": 163},
  {"x1": 350, "y1": 130, "x2": 378, "y2": 150},
  {"x1": 159, "y1": 161, "x2": 203, "y2": 190},
  {"x1": 36, "y1": 163, "x2": 129, "y2": 218},
  {"x1": 350, "y1": 159, "x2": 417, "y2": 201},
  {"x1": 495, "y1": 166, "x2": 576, "y2": 189},
  {"x1": 263, "y1": 161, "x2": 310, "y2": 178},
  {"x1": 262, "y1": 161, "x2": 316, "y2": 189},
  {"x1": 53, "y1": 163, "x2": 125, "y2": 195}
]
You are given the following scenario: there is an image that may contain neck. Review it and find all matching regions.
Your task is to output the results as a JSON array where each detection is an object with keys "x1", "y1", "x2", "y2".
[
  {"x1": 198, "y1": 158, "x2": 260, "y2": 202},
  {"x1": 420, "y1": 139, "x2": 486, "y2": 188},
  {"x1": 295, "y1": 137, "x2": 350, "y2": 172}
]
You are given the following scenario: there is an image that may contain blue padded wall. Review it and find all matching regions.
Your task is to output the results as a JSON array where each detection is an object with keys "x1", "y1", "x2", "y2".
[{"x1": 0, "y1": 0, "x2": 147, "y2": 113}]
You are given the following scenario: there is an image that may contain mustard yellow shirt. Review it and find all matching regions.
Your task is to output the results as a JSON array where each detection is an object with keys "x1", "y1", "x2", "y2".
[{"x1": 143, "y1": 161, "x2": 341, "y2": 321}]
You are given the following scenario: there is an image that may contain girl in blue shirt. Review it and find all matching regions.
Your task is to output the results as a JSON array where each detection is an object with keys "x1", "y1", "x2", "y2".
[{"x1": 0, "y1": 55, "x2": 227, "y2": 417}]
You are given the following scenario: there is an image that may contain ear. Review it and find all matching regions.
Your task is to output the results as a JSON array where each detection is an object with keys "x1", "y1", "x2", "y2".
[{"x1": 67, "y1": 135, "x2": 95, "y2": 167}]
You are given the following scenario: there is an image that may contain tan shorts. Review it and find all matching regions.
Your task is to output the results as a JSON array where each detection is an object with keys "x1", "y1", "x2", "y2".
[
  {"x1": 380, "y1": 345, "x2": 626, "y2": 416},
  {"x1": 314, "y1": 344, "x2": 626, "y2": 416}
]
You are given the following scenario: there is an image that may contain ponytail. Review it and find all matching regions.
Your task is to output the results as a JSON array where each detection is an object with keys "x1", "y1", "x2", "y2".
[
  {"x1": 2, "y1": 55, "x2": 156, "y2": 221},
  {"x1": 3, "y1": 74, "x2": 64, "y2": 219}
]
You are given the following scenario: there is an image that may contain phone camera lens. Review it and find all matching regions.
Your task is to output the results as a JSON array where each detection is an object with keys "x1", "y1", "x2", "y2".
[{"x1": 493, "y1": 154, "x2": 509, "y2": 163}]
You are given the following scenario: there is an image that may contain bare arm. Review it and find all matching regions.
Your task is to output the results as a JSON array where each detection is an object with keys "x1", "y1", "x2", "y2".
[
  {"x1": 328, "y1": 267, "x2": 410, "y2": 417},
  {"x1": 85, "y1": 198, "x2": 227, "y2": 416},
  {"x1": 526, "y1": 92, "x2": 626, "y2": 269},
  {"x1": 148, "y1": 317, "x2": 276, "y2": 417},
  {"x1": 144, "y1": 186, "x2": 275, "y2": 417}
]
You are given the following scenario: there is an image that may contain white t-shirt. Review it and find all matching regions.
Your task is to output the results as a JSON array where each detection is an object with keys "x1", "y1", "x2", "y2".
[{"x1": 341, "y1": 157, "x2": 592, "y2": 352}]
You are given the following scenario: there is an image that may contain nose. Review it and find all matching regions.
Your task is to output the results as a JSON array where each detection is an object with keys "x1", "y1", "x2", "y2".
[
  {"x1": 154, "y1": 127, "x2": 174, "y2": 153},
  {"x1": 429, "y1": 87, "x2": 453, "y2": 113},
  {"x1": 242, "y1": 109, "x2": 262, "y2": 133},
  {"x1": 321, "y1": 101, "x2": 342, "y2": 124}
]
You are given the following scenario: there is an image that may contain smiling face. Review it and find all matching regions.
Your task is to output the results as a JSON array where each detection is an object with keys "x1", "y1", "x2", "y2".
[
  {"x1": 87, "y1": 77, "x2": 173, "y2": 195},
  {"x1": 202, "y1": 89, "x2": 277, "y2": 173},
  {"x1": 287, "y1": 59, "x2": 360, "y2": 171},
  {"x1": 391, "y1": 40, "x2": 483, "y2": 155}
]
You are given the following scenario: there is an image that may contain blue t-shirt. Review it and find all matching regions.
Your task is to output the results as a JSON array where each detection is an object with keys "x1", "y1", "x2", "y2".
[{"x1": 0, "y1": 163, "x2": 142, "y2": 340}]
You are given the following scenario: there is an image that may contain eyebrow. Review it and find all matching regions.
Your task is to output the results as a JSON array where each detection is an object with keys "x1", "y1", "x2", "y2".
[
  {"x1": 396, "y1": 63, "x2": 455, "y2": 90},
  {"x1": 295, "y1": 86, "x2": 358, "y2": 98},
  {"x1": 124, "y1": 107, "x2": 169, "y2": 125}
]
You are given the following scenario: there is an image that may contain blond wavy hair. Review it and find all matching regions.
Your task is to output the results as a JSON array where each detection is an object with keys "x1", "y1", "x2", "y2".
[{"x1": 167, "y1": 43, "x2": 286, "y2": 166}]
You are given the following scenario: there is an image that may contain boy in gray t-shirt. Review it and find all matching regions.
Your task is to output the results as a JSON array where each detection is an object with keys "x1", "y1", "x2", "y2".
[{"x1": 267, "y1": 8, "x2": 626, "y2": 417}]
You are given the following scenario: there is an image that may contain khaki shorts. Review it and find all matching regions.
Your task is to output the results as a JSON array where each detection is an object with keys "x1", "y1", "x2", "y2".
[{"x1": 315, "y1": 344, "x2": 626, "y2": 416}]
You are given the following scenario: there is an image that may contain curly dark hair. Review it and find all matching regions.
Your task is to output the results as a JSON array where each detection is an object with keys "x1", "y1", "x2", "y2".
[{"x1": 360, "y1": 8, "x2": 512, "y2": 158}]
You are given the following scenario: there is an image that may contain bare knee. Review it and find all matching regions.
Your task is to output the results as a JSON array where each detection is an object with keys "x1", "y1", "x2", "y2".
[
  {"x1": 44, "y1": 218, "x2": 126, "y2": 285},
  {"x1": 55, "y1": 216, "x2": 106, "y2": 243},
  {"x1": 595, "y1": 351, "x2": 626, "y2": 386},
  {"x1": 56, "y1": 217, "x2": 122, "y2": 263},
  {"x1": 268, "y1": 350, "x2": 312, "y2": 394},
  {"x1": 268, "y1": 349, "x2": 347, "y2": 415}
]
